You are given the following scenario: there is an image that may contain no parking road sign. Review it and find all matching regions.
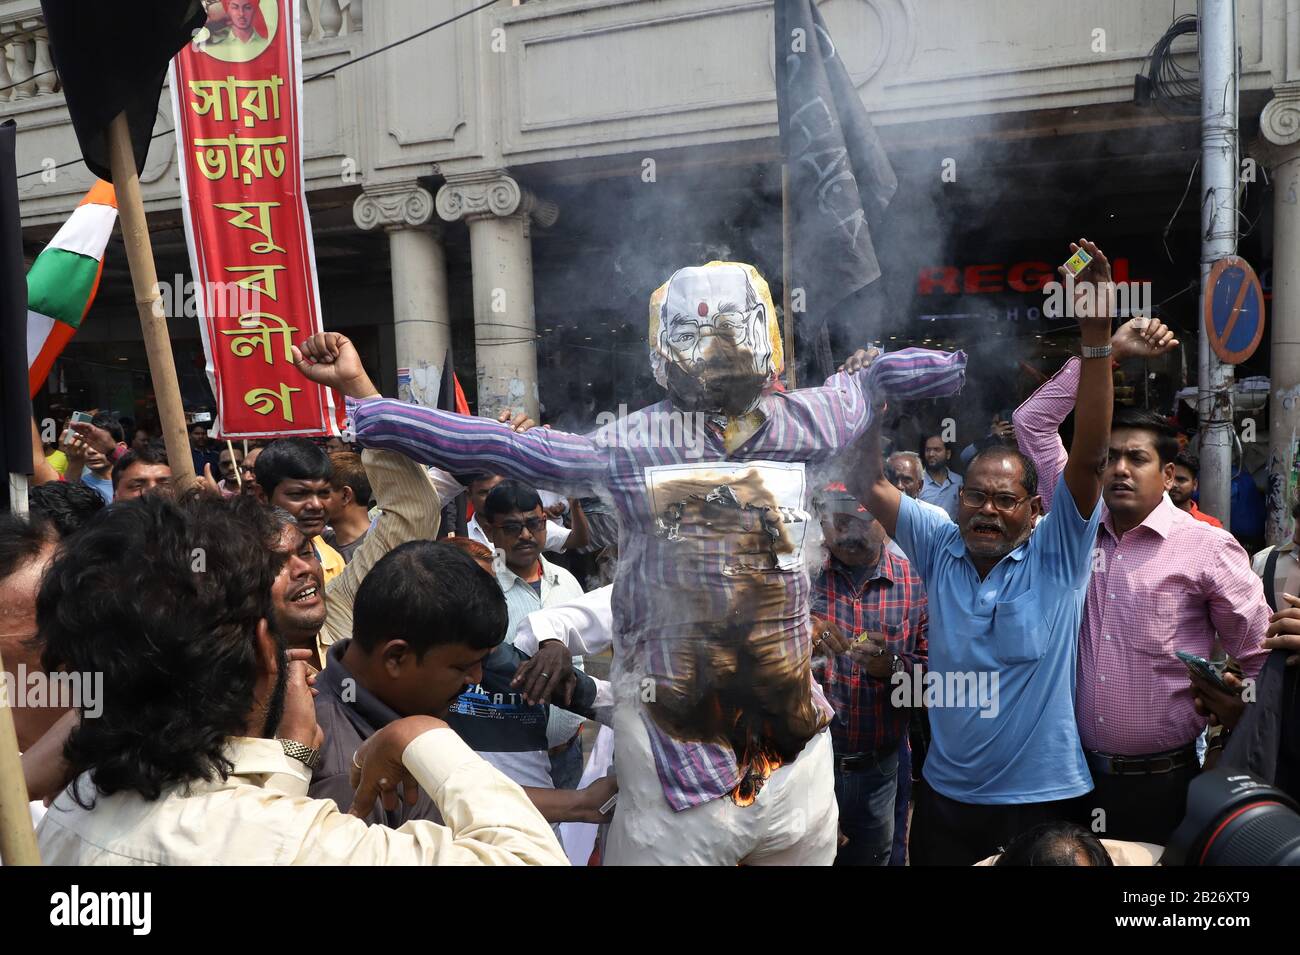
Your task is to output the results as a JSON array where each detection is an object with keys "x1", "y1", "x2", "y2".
[{"x1": 1203, "y1": 256, "x2": 1265, "y2": 364}]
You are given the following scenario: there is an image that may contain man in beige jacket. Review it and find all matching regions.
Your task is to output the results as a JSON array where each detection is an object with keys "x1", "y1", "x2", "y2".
[{"x1": 34, "y1": 491, "x2": 567, "y2": 865}]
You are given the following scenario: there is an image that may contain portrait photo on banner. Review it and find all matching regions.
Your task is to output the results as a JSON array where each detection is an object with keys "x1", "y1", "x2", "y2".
[{"x1": 191, "y1": 0, "x2": 278, "y2": 64}]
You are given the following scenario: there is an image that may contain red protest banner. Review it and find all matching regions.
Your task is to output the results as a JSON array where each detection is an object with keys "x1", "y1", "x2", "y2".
[{"x1": 170, "y1": 0, "x2": 335, "y2": 438}]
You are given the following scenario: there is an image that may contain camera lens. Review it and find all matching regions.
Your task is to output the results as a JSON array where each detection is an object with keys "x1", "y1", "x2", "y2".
[{"x1": 1164, "y1": 768, "x2": 1300, "y2": 865}]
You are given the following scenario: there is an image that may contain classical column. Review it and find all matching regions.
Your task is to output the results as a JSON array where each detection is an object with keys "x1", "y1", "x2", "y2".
[
  {"x1": 1261, "y1": 84, "x2": 1300, "y2": 544},
  {"x1": 353, "y1": 183, "x2": 452, "y2": 406},
  {"x1": 436, "y1": 171, "x2": 558, "y2": 422}
]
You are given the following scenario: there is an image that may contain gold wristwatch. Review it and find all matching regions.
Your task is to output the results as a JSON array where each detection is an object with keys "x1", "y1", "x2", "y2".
[{"x1": 278, "y1": 738, "x2": 322, "y2": 770}]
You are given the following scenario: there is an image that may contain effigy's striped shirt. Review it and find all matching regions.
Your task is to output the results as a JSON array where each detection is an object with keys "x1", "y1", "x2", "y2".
[{"x1": 350, "y1": 348, "x2": 966, "y2": 811}]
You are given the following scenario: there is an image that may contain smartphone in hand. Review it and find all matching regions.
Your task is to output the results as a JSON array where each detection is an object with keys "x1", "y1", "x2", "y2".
[{"x1": 1176, "y1": 650, "x2": 1230, "y2": 692}]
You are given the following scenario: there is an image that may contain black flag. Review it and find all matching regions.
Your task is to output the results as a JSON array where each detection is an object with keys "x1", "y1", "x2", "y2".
[
  {"x1": 40, "y1": 1, "x2": 206, "y2": 182},
  {"x1": 1, "y1": 120, "x2": 34, "y2": 487},
  {"x1": 775, "y1": 1, "x2": 897, "y2": 373}
]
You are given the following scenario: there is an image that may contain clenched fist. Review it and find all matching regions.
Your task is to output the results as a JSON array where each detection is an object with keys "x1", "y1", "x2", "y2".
[{"x1": 292, "y1": 333, "x2": 380, "y2": 400}]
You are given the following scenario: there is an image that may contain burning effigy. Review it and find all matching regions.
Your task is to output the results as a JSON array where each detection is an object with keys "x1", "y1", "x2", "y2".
[{"x1": 350, "y1": 260, "x2": 966, "y2": 863}]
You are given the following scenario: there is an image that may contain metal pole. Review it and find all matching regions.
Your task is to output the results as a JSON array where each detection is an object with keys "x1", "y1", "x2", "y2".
[{"x1": 1197, "y1": 0, "x2": 1239, "y2": 526}]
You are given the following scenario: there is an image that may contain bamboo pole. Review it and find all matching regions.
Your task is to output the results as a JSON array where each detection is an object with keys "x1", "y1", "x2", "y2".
[
  {"x1": 227, "y1": 439, "x2": 242, "y2": 489},
  {"x1": 0, "y1": 643, "x2": 40, "y2": 865},
  {"x1": 107, "y1": 112, "x2": 196, "y2": 491},
  {"x1": 781, "y1": 164, "x2": 796, "y2": 389}
]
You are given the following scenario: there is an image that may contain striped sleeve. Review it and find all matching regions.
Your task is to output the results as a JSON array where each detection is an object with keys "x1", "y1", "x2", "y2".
[
  {"x1": 862, "y1": 347, "x2": 969, "y2": 401},
  {"x1": 1011, "y1": 357, "x2": 1078, "y2": 513},
  {"x1": 810, "y1": 347, "x2": 967, "y2": 451},
  {"x1": 348, "y1": 397, "x2": 608, "y2": 495}
]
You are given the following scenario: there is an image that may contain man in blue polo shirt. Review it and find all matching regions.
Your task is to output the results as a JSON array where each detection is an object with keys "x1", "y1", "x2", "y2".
[{"x1": 849, "y1": 238, "x2": 1116, "y2": 865}]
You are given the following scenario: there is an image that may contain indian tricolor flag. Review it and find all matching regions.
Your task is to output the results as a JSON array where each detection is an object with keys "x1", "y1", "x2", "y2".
[{"x1": 26, "y1": 180, "x2": 117, "y2": 397}]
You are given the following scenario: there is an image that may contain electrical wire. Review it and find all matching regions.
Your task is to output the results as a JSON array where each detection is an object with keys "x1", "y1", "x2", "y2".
[
  {"x1": 13, "y1": 0, "x2": 500, "y2": 180},
  {"x1": 1139, "y1": 14, "x2": 1200, "y2": 120},
  {"x1": 304, "y1": 0, "x2": 498, "y2": 82}
]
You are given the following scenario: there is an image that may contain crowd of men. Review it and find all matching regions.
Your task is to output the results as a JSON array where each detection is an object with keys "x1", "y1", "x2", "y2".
[{"x1": 5, "y1": 242, "x2": 1300, "y2": 867}]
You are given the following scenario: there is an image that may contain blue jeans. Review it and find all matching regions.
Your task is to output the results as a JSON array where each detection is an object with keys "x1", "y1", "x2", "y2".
[
  {"x1": 890, "y1": 735, "x2": 912, "y2": 865},
  {"x1": 833, "y1": 747, "x2": 899, "y2": 866}
]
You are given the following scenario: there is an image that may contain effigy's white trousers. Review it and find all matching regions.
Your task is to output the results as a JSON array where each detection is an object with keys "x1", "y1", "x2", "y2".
[{"x1": 603, "y1": 702, "x2": 837, "y2": 866}]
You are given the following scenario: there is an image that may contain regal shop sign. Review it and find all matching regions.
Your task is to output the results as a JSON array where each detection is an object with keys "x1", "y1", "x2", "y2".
[{"x1": 915, "y1": 258, "x2": 1148, "y2": 324}]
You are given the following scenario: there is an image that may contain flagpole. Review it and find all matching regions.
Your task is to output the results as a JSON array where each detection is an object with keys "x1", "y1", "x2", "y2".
[
  {"x1": 781, "y1": 164, "x2": 796, "y2": 389},
  {"x1": 107, "y1": 112, "x2": 196, "y2": 491},
  {"x1": 0, "y1": 640, "x2": 40, "y2": 865},
  {"x1": 226, "y1": 439, "x2": 241, "y2": 490}
]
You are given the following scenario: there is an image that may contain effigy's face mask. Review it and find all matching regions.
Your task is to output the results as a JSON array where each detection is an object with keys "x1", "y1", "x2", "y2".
[{"x1": 649, "y1": 262, "x2": 783, "y2": 416}]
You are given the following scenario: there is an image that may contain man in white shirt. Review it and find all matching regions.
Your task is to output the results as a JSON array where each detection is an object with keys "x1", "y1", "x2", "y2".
[
  {"x1": 478, "y1": 479, "x2": 588, "y2": 789},
  {"x1": 33, "y1": 492, "x2": 566, "y2": 865}
]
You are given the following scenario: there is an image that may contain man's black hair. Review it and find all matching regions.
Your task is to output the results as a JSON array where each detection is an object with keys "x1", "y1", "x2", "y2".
[
  {"x1": 254, "y1": 437, "x2": 333, "y2": 498},
  {"x1": 481, "y1": 479, "x2": 542, "y2": 523},
  {"x1": 352, "y1": 540, "x2": 507, "y2": 657},
  {"x1": 38, "y1": 493, "x2": 288, "y2": 805},
  {"x1": 28, "y1": 482, "x2": 106, "y2": 538},
  {"x1": 1111, "y1": 406, "x2": 1180, "y2": 465},
  {"x1": 966, "y1": 445, "x2": 1039, "y2": 498},
  {"x1": 1173, "y1": 448, "x2": 1199, "y2": 477},
  {"x1": 0, "y1": 514, "x2": 57, "y2": 582},
  {"x1": 90, "y1": 412, "x2": 124, "y2": 445},
  {"x1": 111, "y1": 442, "x2": 170, "y2": 490},
  {"x1": 995, "y1": 822, "x2": 1114, "y2": 867}
]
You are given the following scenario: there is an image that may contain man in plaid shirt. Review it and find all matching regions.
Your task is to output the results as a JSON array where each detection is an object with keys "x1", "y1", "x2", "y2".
[{"x1": 811, "y1": 483, "x2": 927, "y2": 865}]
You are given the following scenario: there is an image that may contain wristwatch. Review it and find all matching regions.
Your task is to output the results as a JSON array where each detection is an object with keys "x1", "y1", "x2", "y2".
[
  {"x1": 1081, "y1": 343, "x2": 1113, "y2": 359},
  {"x1": 278, "y1": 738, "x2": 322, "y2": 770},
  {"x1": 890, "y1": 653, "x2": 904, "y2": 675}
]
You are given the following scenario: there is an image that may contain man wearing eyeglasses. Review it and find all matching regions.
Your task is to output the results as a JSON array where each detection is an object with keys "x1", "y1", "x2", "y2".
[
  {"x1": 1013, "y1": 313, "x2": 1267, "y2": 845},
  {"x1": 848, "y1": 239, "x2": 1119, "y2": 866}
]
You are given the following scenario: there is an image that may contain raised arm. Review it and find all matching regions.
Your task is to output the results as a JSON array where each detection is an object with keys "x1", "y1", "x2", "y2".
[
  {"x1": 1062, "y1": 238, "x2": 1118, "y2": 516},
  {"x1": 29, "y1": 417, "x2": 61, "y2": 486},
  {"x1": 293, "y1": 334, "x2": 608, "y2": 496},
  {"x1": 1011, "y1": 362, "x2": 1075, "y2": 514},
  {"x1": 1015, "y1": 317, "x2": 1179, "y2": 513},
  {"x1": 322, "y1": 447, "x2": 442, "y2": 644},
  {"x1": 844, "y1": 393, "x2": 901, "y2": 539}
]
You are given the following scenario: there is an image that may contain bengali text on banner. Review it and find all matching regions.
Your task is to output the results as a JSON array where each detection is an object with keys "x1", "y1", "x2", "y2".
[{"x1": 169, "y1": 0, "x2": 335, "y2": 438}]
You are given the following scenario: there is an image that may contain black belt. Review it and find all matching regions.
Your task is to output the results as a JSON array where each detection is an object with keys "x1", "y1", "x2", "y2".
[
  {"x1": 834, "y1": 743, "x2": 899, "y2": 773},
  {"x1": 1085, "y1": 743, "x2": 1197, "y2": 777}
]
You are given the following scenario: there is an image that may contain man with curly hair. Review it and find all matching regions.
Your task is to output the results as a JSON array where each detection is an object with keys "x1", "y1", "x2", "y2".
[{"x1": 33, "y1": 494, "x2": 567, "y2": 865}]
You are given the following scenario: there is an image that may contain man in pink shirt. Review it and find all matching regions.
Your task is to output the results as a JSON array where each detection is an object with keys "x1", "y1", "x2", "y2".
[{"x1": 1013, "y1": 318, "x2": 1270, "y2": 844}]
